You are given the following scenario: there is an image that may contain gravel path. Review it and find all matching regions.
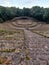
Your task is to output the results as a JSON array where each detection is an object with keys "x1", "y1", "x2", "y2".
[{"x1": 24, "y1": 29, "x2": 49, "y2": 65}]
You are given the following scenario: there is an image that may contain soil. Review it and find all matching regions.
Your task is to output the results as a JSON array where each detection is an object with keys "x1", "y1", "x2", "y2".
[{"x1": 0, "y1": 17, "x2": 49, "y2": 65}]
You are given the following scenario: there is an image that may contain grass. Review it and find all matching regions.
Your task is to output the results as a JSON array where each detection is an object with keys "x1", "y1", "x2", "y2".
[
  {"x1": 26, "y1": 55, "x2": 31, "y2": 60},
  {"x1": 0, "y1": 56, "x2": 7, "y2": 64},
  {"x1": 0, "y1": 48, "x2": 15, "y2": 52},
  {"x1": 0, "y1": 29, "x2": 16, "y2": 36},
  {"x1": 14, "y1": 48, "x2": 22, "y2": 53},
  {"x1": 0, "y1": 29, "x2": 24, "y2": 40},
  {"x1": 32, "y1": 30, "x2": 49, "y2": 38},
  {"x1": 0, "y1": 48, "x2": 22, "y2": 53},
  {"x1": 0, "y1": 29, "x2": 24, "y2": 35}
]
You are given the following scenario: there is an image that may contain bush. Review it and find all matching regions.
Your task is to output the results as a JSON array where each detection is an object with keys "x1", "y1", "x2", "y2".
[{"x1": 0, "y1": 18, "x2": 4, "y2": 23}]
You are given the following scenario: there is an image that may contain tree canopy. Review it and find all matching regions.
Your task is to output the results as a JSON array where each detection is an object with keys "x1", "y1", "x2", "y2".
[{"x1": 0, "y1": 6, "x2": 49, "y2": 23}]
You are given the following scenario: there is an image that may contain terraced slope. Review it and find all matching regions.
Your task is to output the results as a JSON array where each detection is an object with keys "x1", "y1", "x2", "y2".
[
  {"x1": 0, "y1": 29, "x2": 24, "y2": 65},
  {"x1": 0, "y1": 18, "x2": 40, "y2": 30}
]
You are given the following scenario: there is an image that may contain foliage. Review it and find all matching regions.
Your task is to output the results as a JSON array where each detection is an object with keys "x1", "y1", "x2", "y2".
[{"x1": 0, "y1": 6, "x2": 49, "y2": 23}]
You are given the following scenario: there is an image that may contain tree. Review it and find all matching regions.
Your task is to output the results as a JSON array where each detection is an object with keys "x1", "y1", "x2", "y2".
[
  {"x1": 0, "y1": 6, "x2": 49, "y2": 23},
  {"x1": 22, "y1": 7, "x2": 30, "y2": 16},
  {"x1": 31, "y1": 6, "x2": 44, "y2": 21},
  {"x1": 43, "y1": 8, "x2": 49, "y2": 23}
]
